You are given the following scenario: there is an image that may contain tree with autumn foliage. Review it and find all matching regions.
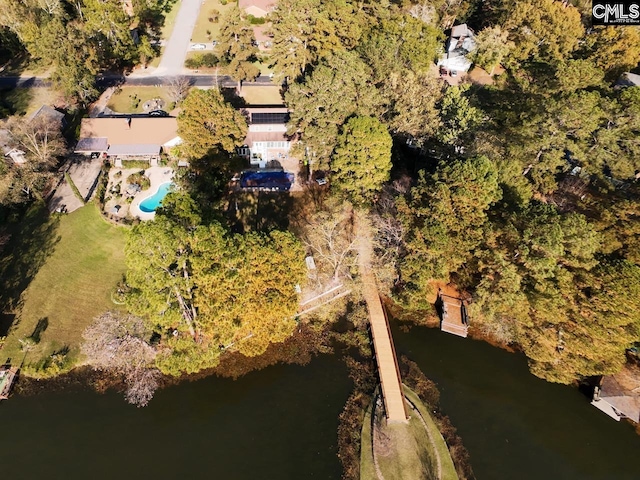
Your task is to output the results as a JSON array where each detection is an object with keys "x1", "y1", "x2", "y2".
[{"x1": 177, "y1": 89, "x2": 247, "y2": 159}]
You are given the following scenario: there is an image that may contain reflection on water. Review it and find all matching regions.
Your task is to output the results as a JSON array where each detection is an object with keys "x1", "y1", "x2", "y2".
[
  {"x1": 392, "y1": 323, "x2": 640, "y2": 480},
  {"x1": 0, "y1": 356, "x2": 352, "y2": 480}
]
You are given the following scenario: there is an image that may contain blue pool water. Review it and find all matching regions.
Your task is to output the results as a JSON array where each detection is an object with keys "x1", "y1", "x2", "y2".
[{"x1": 139, "y1": 182, "x2": 172, "y2": 213}]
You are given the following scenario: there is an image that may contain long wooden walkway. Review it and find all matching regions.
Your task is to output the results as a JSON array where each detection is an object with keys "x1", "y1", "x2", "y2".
[{"x1": 358, "y1": 216, "x2": 408, "y2": 424}]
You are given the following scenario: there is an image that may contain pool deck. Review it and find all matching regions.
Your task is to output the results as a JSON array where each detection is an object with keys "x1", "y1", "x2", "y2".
[{"x1": 129, "y1": 167, "x2": 175, "y2": 220}]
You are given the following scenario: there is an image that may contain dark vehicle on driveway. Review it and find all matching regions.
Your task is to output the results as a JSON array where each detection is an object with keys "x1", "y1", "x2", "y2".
[{"x1": 149, "y1": 110, "x2": 169, "y2": 117}]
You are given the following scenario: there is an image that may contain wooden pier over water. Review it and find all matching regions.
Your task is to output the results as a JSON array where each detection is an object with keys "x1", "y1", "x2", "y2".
[{"x1": 358, "y1": 218, "x2": 408, "y2": 424}]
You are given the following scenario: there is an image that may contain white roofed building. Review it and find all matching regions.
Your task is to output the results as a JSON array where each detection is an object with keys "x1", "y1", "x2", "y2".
[{"x1": 437, "y1": 23, "x2": 476, "y2": 73}]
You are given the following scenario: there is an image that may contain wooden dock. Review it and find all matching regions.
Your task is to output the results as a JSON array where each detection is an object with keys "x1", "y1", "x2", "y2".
[
  {"x1": 0, "y1": 366, "x2": 18, "y2": 400},
  {"x1": 439, "y1": 292, "x2": 469, "y2": 338},
  {"x1": 362, "y1": 273, "x2": 408, "y2": 423},
  {"x1": 357, "y1": 215, "x2": 407, "y2": 424}
]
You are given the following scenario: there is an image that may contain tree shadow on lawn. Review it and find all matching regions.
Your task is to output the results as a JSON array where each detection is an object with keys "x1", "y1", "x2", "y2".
[
  {"x1": 0, "y1": 203, "x2": 60, "y2": 336},
  {"x1": 29, "y1": 317, "x2": 49, "y2": 344},
  {"x1": 228, "y1": 191, "x2": 294, "y2": 233}
]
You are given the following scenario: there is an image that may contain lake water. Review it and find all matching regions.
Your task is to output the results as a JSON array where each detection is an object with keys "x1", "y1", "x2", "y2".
[
  {"x1": 0, "y1": 356, "x2": 351, "y2": 480},
  {"x1": 2, "y1": 325, "x2": 640, "y2": 480},
  {"x1": 392, "y1": 324, "x2": 640, "y2": 480}
]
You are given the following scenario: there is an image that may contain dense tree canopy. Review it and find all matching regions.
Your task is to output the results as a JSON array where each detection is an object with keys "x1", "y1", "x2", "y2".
[
  {"x1": 125, "y1": 193, "x2": 306, "y2": 375},
  {"x1": 397, "y1": 156, "x2": 501, "y2": 307},
  {"x1": 285, "y1": 51, "x2": 381, "y2": 167},
  {"x1": 217, "y1": 6, "x2": 260, "y2": 90},
  {"x1": 268, "y1": 0, "x2": 364, "y2": 81},
  {"x1": 177, "y1": 89, "x2": 248, "y2": 159},
  {"x1": 332, "y1": 116, "x2": 392, "y2": 204},
  {"x1": 0, "y1": 0, "x2": 165, "y2": 101}
]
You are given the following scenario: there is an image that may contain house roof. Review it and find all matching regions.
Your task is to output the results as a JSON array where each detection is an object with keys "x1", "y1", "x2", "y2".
[
  {"x1": 75, "y1": 137, "x2": 109, "y2": 153},
  {"x1": 29, "y1": 105, "x2": 65, "y2": 124},
  {"x1": 239, "y1": 0, "x2": 274, "y2": 17},
  {"x1": 108, "y1": 144, "x2": 161, "y2": 156},
  {"x1": 78, "y1": 117, "x2": 180, "y2": 147},
  {"x1": 244, "y1": 129, "x2": 290, "y2": 145},
  {"x1": 451, "y1": 23, "x2": 472, "y2": 38},
  {"x1": 599, "y1": 364, "x2": 640, "y2": 422},
  {"x1": 253, "y1": 25, "x2": 272, "y2": 43},
  {"x1": 617, "y1": 72, "x2": 640, "y2": 87},
  {"x1": 242, "y1": 108, "x2": 289, "y2": 124}
]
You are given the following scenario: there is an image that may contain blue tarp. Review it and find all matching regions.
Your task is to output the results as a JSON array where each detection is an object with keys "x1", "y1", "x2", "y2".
[{"x1": 240, "y1": 170, "x2": 294, "y2": 191}]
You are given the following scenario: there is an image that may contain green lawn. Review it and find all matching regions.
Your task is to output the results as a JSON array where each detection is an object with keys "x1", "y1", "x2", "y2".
[
  {"x1": 360, "y1": 400, "x2": 378, "y2": 480},
  {"x1": 403, "y1": 386, "x2": 459, "y2": 480},
  {"x1": 0, "y1": 203, "x2": 127, "y2": 376},
  {"x1": 240, "y1": 85, "x2": 283, "y2": 105},
  {"x1": 191, "y1": 0, "x2": 236, "y2": 44},
  {"x1": 0, "y1": 87, "x2": 62, "y2": 117},
  {"x1": 161, "y1": 0, "x2": 181, "y2": 41},
  {"x1": 360, "y1": 387, "x2": 459, "y2": 480},
  {"x1": 107, "y1": 86, "x2": 171, "y2": 114}
]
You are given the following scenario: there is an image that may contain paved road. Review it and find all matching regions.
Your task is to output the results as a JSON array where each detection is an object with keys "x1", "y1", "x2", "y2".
[
  {"x1": 0, "y1": 77, "x2": 51, "y2": 88},
  {"x1": 0, "y1": 74, "x2": 275, "y2": 89},
  {"x1": 157, "y1": 0, "x2": 204, "y2": 76},
  {"x1": 97, "y1": 74, "x2": 275, "y2": 88}
]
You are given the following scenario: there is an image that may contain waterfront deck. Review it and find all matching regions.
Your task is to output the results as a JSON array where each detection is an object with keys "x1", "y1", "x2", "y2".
[{"x1": 439, "y1": 292, "x2": 469, "y2": 338}]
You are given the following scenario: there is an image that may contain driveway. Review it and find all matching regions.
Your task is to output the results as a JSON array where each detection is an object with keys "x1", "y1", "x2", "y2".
[
  {"x1": 48, "y1": 179, "x2": 84, "y2": 213},
  {"x1": 48, "y1": 157, "x2": 103, "y2": 213},
  {"x1": 68, "y1": 157, "x2": 103, "y2": 200},
  {"x1": 157, "y1": 0, "x2": 204, "y2": 75}
]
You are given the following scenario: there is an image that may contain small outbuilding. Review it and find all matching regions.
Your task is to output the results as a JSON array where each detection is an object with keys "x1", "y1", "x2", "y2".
[{"x1": 437, "y1": 23, "x2": 476, "y2": 74}]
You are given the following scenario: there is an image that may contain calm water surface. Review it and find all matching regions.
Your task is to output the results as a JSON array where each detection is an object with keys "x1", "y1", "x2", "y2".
[
  {"x1": 3, "y1": 326, "x2": 640, "y2": 480},
  {"x1": 392, "y1": 324, "x2": 640, "y2": 480},
  {"x1": 0, "y1": 356, "x2": 351, "y2": 479}
]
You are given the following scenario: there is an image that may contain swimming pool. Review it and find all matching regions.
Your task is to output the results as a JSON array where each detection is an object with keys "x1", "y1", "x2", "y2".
[{"x1": 139, "y1": 182, "x2": 173, "y2": 213}]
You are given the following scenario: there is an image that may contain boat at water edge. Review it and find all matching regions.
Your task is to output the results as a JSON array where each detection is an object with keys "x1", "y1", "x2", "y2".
[{"x1": 0, "y1": 365, "x2": 18, "y2": 400}]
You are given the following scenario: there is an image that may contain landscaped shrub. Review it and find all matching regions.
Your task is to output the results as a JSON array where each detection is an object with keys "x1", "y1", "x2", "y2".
[
  {"x1": 247, "y1": 14, "x2": 266, "y2": 25},
  {"x1": 220, "y1": 0, "x2": 227, "y2": 5},
  {"x1": 120, "y1": 160, "x2": 150, "y2": 169},
  {"x1": 65, "y1": 172, "x2": 85, "y2": 204},
  {"x1": 127, "y1": 171, "x2": 151, "y2": 190},
  {"x1": 209, "y1": 9, "x2": 220, "y2": 22},
  {"x1": 96, "y1": 163, "x2": 111, "y2": 207},
  {"x1": 200, "y1": 53, "x2": 219, "y2": 67},
  {"x1": 185, "y1": 57, "x2": 200, "y2": 69},
  {"x1": 129, "y1": 93, "x2": 139, "y2": 110},
  {"x1": 185, "y1": 53, "x2": 220, "y2": 69}
]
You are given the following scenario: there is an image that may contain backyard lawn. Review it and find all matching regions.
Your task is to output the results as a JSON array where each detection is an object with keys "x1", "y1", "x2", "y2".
[
  {"x1": 0, "y1": 203, "x2": 127, "y2": 376},
  {"x1": 191, "y1": 0, "x2": 236, "y2": 44},
  {"x1": 107, "y1": 86, "x2": 171, "y2": 114}
]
